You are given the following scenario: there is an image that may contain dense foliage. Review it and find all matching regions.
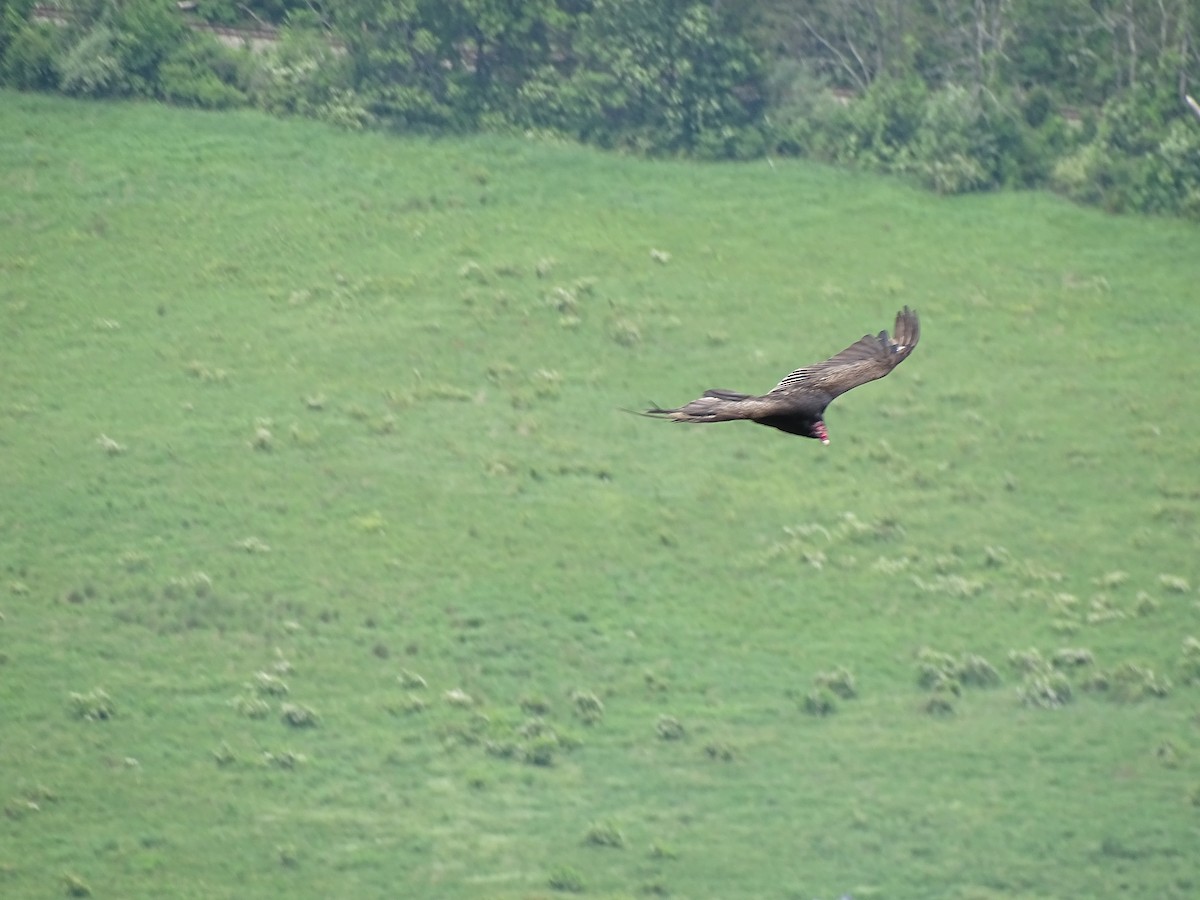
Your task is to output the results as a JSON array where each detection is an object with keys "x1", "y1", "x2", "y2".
[
  {"x1": 1, "y1": 0, "x2": 1199, "y2": 214},
  {"x1": 759, "y1": 0, "x2": 1200, "y2": 214}
]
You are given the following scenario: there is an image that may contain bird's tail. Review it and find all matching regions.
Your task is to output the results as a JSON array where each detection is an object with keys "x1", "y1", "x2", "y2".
[{"x1": 644, "y1": 389, "x2": 755, "y2": 423}]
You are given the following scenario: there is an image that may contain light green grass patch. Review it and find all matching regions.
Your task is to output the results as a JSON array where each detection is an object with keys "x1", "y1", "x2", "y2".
[{"x1": 2, "y1": 90, "x2": 1199, "y2": 899}]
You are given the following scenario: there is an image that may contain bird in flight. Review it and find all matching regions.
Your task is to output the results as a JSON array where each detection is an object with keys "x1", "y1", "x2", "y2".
[{"x1": 643, "y1": 307, "x2": 919, "y2": 444}]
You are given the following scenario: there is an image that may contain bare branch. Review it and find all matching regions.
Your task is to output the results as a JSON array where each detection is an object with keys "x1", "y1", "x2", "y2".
[
  {"x1": 1186, "y1": 93, "x2": 1200, "y2": 122},
  {"x1": 797, "y1": 14, "x2": 871, "y2": 93},
  {"x1": 238, "y1": 4, "x2": 268, "y2": 30}
]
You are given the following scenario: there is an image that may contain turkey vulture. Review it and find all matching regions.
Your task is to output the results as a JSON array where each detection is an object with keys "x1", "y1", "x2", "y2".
[{"x1": 643, "y1": 307, "x2": 919, "y2": 444}]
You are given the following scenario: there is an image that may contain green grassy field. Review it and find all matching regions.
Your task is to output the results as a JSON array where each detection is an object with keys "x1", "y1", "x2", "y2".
[{"x1": 2, "y1": 89, "x2": 1199, "y2": 899}]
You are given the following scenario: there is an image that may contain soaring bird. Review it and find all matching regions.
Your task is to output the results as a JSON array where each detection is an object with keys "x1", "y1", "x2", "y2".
[{"x1": 644, "y1": 307, "x2": 919, "y2": 444}]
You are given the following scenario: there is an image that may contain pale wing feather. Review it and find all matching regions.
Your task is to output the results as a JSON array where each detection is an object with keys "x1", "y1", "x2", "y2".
[{"x1": 767, "y1": 307, "x2": 919, "y2": 402}]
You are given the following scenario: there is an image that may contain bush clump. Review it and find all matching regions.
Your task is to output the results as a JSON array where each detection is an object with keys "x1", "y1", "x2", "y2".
[
  {"x1": 2, "y1": 20, "x2": 62, "y2": 90},
  {"x1": 918, "y1": 647, "x2": 999, "y2": 693},
  {"x1": 1106, "y1": 662, "x2": 1172, "y2": 703},
  {"x1": 814, "y1": 666, "x2": 857, "y2": 699},
  {"x1": 1018, "y1": 672, "x2": 1073, "y2": 709},
  {"x1": 704, "y1": 740, "x2": 736, "y2": 762},
  {"x1": 957, "y1": 653, "x2": 1001, "y2": 687},
  {"x1": 62, "y1": 873, "x2": 92, "y2": 897},
  {"x1": 803, "y1": 687, "x2": 837, "y2": 717},
  {"x1": 523, "y1": 735, "x2": 558, "y2": 767},
  {"x1": 548, "y1": 865, "x2": 585, "y2": 892},
  {"x1": 570, "y1": 689, "x2": 604, "y2": 725},
  {"x1": 398, "y1": 669, "x2": 427, "y2": 689},
  {"x1": 280, "y1": 703, "x2": 318, "y2": 727},
  {"x1": 1177, "y1": 637, "x2": 1200, "y2": 686},
  {"x1": 69, "y1": 689, "x2": 115, "y2": 721},
  {"x1": 1007, "y1": 648, "x2": 1048, "y2": 674},
  {"x1": 233, "y1": 695, "x2": 271, "y2": 719},
  {"x1": 655, "y1": 715, "x2": 685, "y2": 740},
  {"x1": 518, "y1": 695, "x2": 551, "y2": 716},
  {"x1": 254, "y1": 671, "x2": 289, "y2": 696},
  {"x1": 583, "y1": 819, "x2": 625, "y2": 848},
  {"x1": 1051, "y1": 648, "x2": 1095, "y2": 670},
  {"x1": 802, "y1": 664, "x2": 861, "y2": 717},
  {"x1": 922, "y1": 693, "x2": 956, "y2": 716}
]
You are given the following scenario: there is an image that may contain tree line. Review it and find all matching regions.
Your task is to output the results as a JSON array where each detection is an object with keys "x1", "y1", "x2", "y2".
[{"x1": 2, "y1": 0, "x2": 1198, "y2": 217}]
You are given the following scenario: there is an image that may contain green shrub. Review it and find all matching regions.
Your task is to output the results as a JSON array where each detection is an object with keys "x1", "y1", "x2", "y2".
[
  {"x1": 4, "y1": 784, "x2": 57, "y2": 820},
  {"x1": 803, "y1": 687, "x2": 837, "y2": 717},
  {"x1": 233, "y1": 695, "x2": 270, "y2": 719},
  {"x1": 1051, "y1": 143, "x2": 1106, "y2": 206},
  {"x1": 254, "y1": 671, "x2": 289, "y2": 696},
  {"x1": 571, "y1": 689, "x2": 604, "y2": 725},
  {"x1": 818, "y1": 76, "x2": 929, "y2": 170},
  {"x1": 263, "y1": 749, "x2": 306, "y2": 769},
  {"x1": 112, "y1": 0, "x2": 188, "y2": 90},
  {"x1": 63, "y1": 873, "x2": 92, "y2": 897},
  {"x1": 917, "y1": 648, "x2": 959, "y2": 689},
  {"x1": 584, "y1": 819, "x2": 625, "y2": 848},
  {"x1": 922, "y1": 672, "x2": 963, "y2": 697},
  {"x1": 611, "y1": 319, "x2": 642, "y2": 348},
  {"x1": 1007, "y1": 648, "x2": 1048, "y2": 674},
  {"x1": 814, "y1": 666, "x2": 857, "y2": 699},
  {"x1": 957, "y1": 653, "x2": 1001, "y2": 688},
  {"x1": 1155, "y1": 740, "x2": 1181, "y2": 768},
  {"x1": 1178, "y1": 637, "x2": 1200, "y2": 686},
  {"x1": 517, "y1": 717, "x2": 552, "y2": 739},
  {"x1": 56, "y1": 0, "x2": 190, "y2": 97},
  {"x1": 69, "y1": 688, "x2": 115, "y2": 721},
  {"x1": 0, "y1": 0, "x2": 34, "y2": 59},
  {"x1": 313, "y1": 86, "x2": 373, "y2": 130},
  {"x1": 704, "y1": 740, "x2": 736, "y2": 762},
  {"x1": 548, "y1": 865, "x2": 585, "y2": 892},
  {"x1": 56, "y1": 26, "x2": 123, "y2": 96},
  {"x1": 922, "y1": 693, "x2": 956, "y2": 716},
  {"x1": 397, "y1": 694, "x2": 426, "y2": 714},
  {"x1": 509, "y1": 0, "x2": 765, "y2": 158},
  {"x1": 1159, "y1": 573, "x2": 1191, "y2": 594},
  {"x1": 398, "y1": 669, "x2": 427, "y2": 689},
  {"x1": 902, "y1": 85, "x2": 994, "y2": 194},
  {"x1": 1080, "y1": 670, "x2": 1111, "y2": 694},
  {"x1": 1107, "y1": 663, "x2": 1171, "y2": 703},
  {"x1": 157, "y1": 36, "x2": 249, "y2": 109},
  {"x1": 484, "y1": 740, "x2": 518, "y2": 759},
  {"x1": 1134, "y1": 592, "x2": 1160, "y2": 616},
  {"x1": 212, "y1": 742, "x2": 236, "y2": 767},
  {"x1": 917, "y1": 648, "x2": 996, "y2": 691},
  {"x1": 655, "y1": 714, "x2": 685, "y2": 740},
  {"x1": 523, "y1": 735, "x2": 558, "y2": 767},
  {"x1": 2, "y1": 19, "x2": 60, "y2": 89},
  {"x1": 1049, "y1": 88, "x2": 1200, "y2": 218},
  {"x1": 1189, "y1": 785, "x2": 1200, "y2": 808},
  {"x1": 1051, "y1": 648, "x2": 1095, "y2": 670},
  {"x1": 280, "y1": 702, "x2": 318, "y2": 727},
  {"x1": 649, "y1": 841, "x2": 679, "y2": 859},
  {"x1": 194, "y1": 0, "x2": 242, "y2": 27},
  {"x1": 518, "y1": 694, "x2": 551, "y2": 715},
  {"x1": 247, "y1": 28, "x2": 350, "y2": 119},
  {"x1": 1018, "y1": 672, "x2": 1072, "y2": 709}
]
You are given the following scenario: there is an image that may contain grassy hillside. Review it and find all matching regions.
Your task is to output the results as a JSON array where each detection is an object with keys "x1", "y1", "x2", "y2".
[{"x1": 2, "y1": 90, "x2": 1199, "y2": 899}]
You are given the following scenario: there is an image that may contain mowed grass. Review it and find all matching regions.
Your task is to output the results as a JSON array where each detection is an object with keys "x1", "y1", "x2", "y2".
[{"x1": 2, "y1": 89, "x2": 1199, "y2": 899}]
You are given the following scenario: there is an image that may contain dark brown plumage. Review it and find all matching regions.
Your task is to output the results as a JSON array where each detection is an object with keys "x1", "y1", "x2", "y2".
[{"x1": 644, "y1": 307, "x2": 920, "y2": 444}]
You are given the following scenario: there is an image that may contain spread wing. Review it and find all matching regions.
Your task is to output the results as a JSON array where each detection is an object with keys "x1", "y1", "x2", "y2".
[{"x1": 768, "y1": 307, "x2": 920, "y2": 403}]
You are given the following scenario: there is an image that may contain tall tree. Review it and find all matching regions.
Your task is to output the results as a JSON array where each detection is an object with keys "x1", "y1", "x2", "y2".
[{"x1": 518, "y1": 0, "x2": 765, "y2": 155}]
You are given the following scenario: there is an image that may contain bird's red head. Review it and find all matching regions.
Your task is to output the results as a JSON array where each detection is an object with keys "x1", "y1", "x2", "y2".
[{"x1": 813, "y1": 420, "x2": 829, "y2": 444}]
